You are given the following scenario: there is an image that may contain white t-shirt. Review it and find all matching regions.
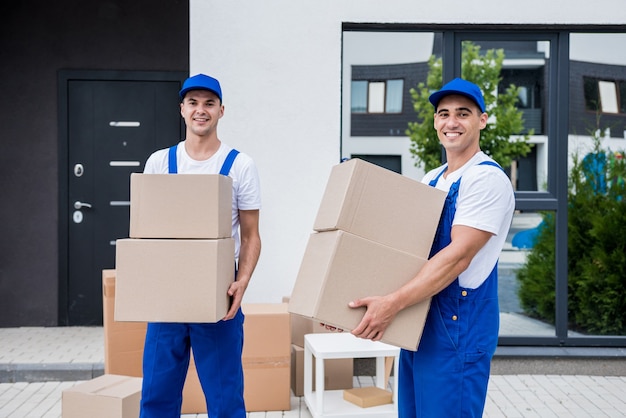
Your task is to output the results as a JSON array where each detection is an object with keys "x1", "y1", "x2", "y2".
[
  {"x1": 143, "y1": 141, "x2": 262, "y2": 258},
  {"x1": 422, "y1": 152, "x2": 515, "y2": 289}
]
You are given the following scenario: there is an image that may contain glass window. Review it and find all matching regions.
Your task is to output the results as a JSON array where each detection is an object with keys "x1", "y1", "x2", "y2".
[
  {"x1": 569, "y1": 33, "x2": 626, "y2": 339},
  {"x1": 368, "y1": 82, "x2": 385, "y2": 113},
  {"x1": 500, "y1": 211, "x2": 556, "y2": 337},
  {"x1": 386, "y1": 79, "x2": 404, "y2": 113},
  {"x1": 583, "y1": 76, "x2": 600, "y2": 111},
  {"x1": 461, "y1": 39, "x2": 550, "y2": 193},
  {"x1": 598, "y1": 80, "x2": 619, "y2": 113},
  {"x1": 351, "y1": 80, "x2": 367, "y2": 113}
]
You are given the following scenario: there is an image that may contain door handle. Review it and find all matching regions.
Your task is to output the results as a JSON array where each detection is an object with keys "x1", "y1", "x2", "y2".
[{"x1": 74, "y1": 201, "x2": 93, "y2": 210}]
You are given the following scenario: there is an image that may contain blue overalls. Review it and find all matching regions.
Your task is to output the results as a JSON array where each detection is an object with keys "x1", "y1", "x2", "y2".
[
  {"x1": 140, "y1": 144, "x2": 246, "y2": 418},
  {"x1": 398, "y1": 161, "x2": 502, "y2": 418}
]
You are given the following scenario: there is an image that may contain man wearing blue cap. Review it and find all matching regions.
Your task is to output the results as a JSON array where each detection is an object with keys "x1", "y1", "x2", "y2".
[
  {"x1": 350, "y1": 78, "x2": 515, "y2": 417},
  {"x1": 139, "y1": 74, "x2": 262, "y2": 418}
]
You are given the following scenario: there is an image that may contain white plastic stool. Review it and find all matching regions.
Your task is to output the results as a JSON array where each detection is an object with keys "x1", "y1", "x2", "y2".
[{"x1": 304, "y1": 332, "x2": 400, "y2": 417}]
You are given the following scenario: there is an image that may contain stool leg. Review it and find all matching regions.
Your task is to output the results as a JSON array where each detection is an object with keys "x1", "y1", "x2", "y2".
[
  {"x1": 304, "y1": 345, "x2": 312, "y2": 400},
  {"x1": 315, "y1": 356, "x2": 325, "y2": 413},
  {"x1": 393, "y1": 355, "x2": 399, "y2": 405},
  {"x1": 375, "y1": 356, "x2": 385, "y2": 389}
]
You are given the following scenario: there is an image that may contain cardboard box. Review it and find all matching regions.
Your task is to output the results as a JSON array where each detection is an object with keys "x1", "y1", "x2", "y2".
[
  {"x1": 114, "y1": 238, "x2": 234, "y2": 323},
  {"x1": 283, "y1": 295, "x2": 343, "y2": 347},
  {"x1": 343, "y1": 386, "x2": 393, "y2": 408},
  {"x1": 291, "y1": 344, "x2": 353, "y2": 397},
  {"x1": 242, "y1": 303, "x2": 291, "y2": 412},
  {"x1": 288, "y1": 230, "x2": 431, "y2": 351},
  {"x1": 62, "y1": 374, "x2": 142, "y2": 418},
  {"x1": 102, "y1": 270, "x2": 207, "y2": 414},
  {"x1": 313, "y1": 158, "x2": 446, "y2": 256},
  {"x1": 103, "y1": 269, "x2": 146, "y2": 377},
  {"x1": 129, "y1": 173, "x2": 232, "y2": 239}
]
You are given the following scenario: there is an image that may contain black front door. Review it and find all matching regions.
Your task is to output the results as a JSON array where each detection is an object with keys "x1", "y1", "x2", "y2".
[{"x1": 59, "y1": 71, "x2": 186, "y2": 325}]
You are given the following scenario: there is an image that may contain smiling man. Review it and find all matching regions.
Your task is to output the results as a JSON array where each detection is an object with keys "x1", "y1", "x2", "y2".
[
  {"x1": 139, "y1": 74, "x2": 262, "y2": 418},
  {"x1": 349, "y1": 78, "x2": 515, "y2": 417}
]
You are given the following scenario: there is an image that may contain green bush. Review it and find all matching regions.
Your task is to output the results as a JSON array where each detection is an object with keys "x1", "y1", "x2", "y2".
[{"x1": 517, "y1": 137, "x2": 626, "y2": 335}]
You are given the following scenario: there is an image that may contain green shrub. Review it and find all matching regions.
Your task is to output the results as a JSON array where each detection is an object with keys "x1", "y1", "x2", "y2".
[{"x1": 516, "y1": 137, "x2": 626, "y2": 335}]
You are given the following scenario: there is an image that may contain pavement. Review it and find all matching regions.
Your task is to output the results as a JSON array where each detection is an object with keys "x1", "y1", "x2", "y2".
[{"x1": 1, "y1": 327, "x2": 626, "y2": 417}]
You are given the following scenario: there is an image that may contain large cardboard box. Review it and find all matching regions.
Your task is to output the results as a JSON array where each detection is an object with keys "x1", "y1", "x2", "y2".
[
  {"x1": 102, "y1": 270, "x2": 207, "y2": 414},
  {"x1": 114, "y1": 238, "x2": 234, "y2": 323},
  {"x1": 291, "y1": 344, "x2": 353, "y2": 397},
  {"x1": 313, "y1": 158, "x2": 445, "y2": 256},
  {"x1": 129, "y1": 173, "x2": 232, "y2": 239},
  {"x1": 62, "y1": 374, "x2": 142, "y2": 418},
  {"x1": 288, "y1": 230, "x2": 431, "y2": 351},
  {"x1": 242, "y1": 303, "x2": 291, "y2": 412}
]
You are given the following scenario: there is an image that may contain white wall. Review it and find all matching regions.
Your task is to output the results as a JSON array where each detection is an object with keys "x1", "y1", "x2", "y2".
[{"x1": 190, "y1": 0, "x2": 626, "y2": 304}]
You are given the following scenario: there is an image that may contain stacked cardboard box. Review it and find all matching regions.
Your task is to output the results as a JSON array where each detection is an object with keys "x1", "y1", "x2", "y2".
[
  {"x1": 288, "y1": 158, "x2": 446, "y2": 351},
  {"x1": 115, "y1": 173, "x2": 234, "y2": 323},
  {"x1": 110, "y1": 174, "x2": 293, "y2": 413},
  {"x1": 241, "y1": 303, "x2": 291, "y2": 411},
  {"x1": 102, "y1": 269, "x2": 205, "y2": 414}
]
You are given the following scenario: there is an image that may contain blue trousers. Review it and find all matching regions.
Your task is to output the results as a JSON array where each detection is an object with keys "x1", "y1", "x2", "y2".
[
  {"x1": 140, "y1": 309, "x2": 246, "y2": 418},
  {"x1": 397, "y1": 276, "x2": 498, "y2": 418}
]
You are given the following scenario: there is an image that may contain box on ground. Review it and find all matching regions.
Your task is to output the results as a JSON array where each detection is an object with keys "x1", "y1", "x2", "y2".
[
  {"x1": 62, "y1": 374, "x2": 142, "y2": 418},
  {"x1": 291, "y1": 344, "x2": 353, "y2": 397},
  {"x1": 313, "y1": 158, "x2": 446, "y2": 256},
  {"x1": 102, "y1": 269, "x2": 207, "y2": 414},
  {"x1": 343, "y1": 386, "x2": 393, "y2": 408},
  {"x1": 242, "y1": 303, "x2": 291, "y2": 412},
  {"x1": 288, "y1": 230, "x2": 431, "y2": 351},
  {"x1": 129, "y1": 173, "x2": 232, "y2": 239},
  {"x1": 114, "y1": 238, "x2": 234, "y2": 323}
]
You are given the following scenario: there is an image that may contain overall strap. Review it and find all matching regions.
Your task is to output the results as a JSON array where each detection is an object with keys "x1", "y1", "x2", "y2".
[
  {"x1": 478, "y1": 160, "x2": 505, "y2": 172},
  {"x1": 168, "y1": 144, "x2": 178, "y2": 174},
  {"x1": 429, "y1": 165, "x2": 448, "y2": 187},
  {"x1": 168, "y1": 145, "x2": 239, "y2": 175},
  {"x1": 220, "y1": 149, "x2": 240, "y2": 176}
]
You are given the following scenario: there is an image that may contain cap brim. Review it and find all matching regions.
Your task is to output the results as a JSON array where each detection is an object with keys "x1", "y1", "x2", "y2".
[
  {"x1": 179, "y1": 87, "x2": 221, "y2": 101},
  {"x1": 429, "y1": 90, "x2": 484, "y2": 112}
]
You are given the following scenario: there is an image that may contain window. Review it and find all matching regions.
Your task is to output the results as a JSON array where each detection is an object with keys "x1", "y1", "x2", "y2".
[
  {"x1": 351, "y1": 79, "x2": 404, "y2": 114},
  {"x1": 351, "y1": 81, "x2": 367, "y2": 113},
  {"x1": 584, "y1": 77, "x2": 626, "y2": 114}
]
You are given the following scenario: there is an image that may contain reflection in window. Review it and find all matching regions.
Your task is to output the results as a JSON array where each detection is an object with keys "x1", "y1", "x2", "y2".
[
  {"x1": 351, "y1": 80, "x2": 367, "y2": 113},
  {"x1": 583, "y1": 76, "x2": 626, "y2": 115},
  {"x1": 386, "y1": 79, "x2": 404, "y2": 113},
  {"x1": 499, "y1": 210, "x2": 556, "y2": 337},
  {"x1": 351, "y1": 79, "x2": 404, "y2": 114},
  {"x1": 368, "y1": 82, "x2": 385, "y2": 113},
  {"x1": 463, "y1": 40, "x2": 548, "y2": 193}
]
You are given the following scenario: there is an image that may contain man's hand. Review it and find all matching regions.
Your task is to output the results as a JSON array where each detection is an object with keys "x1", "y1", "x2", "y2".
[
  {"x1": 349, "y1": 295, "x2": 398, "y2": 341},
  {"x1": 223, "y1": 280, "x2": 248, "y2": 320}
]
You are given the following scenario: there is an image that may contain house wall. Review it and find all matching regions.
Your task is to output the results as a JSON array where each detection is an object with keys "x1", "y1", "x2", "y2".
[
  {"x1": 190, "y1": 0, "x2": 626, "y2": 305},
  {"x1": 0, "y1": 0, "x2": 189, "y2": 326}
]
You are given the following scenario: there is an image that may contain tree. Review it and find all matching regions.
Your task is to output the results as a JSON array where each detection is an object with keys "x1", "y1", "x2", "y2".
[{"x1": 407, "y1": 41, "x2": 533, "y2": 173}]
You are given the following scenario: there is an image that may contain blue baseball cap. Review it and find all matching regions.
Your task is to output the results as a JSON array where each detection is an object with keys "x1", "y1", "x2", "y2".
[
  {"x1": 429, "y1": 78, "x2": 485, "y2": 113},
  {"x1": 179, "y1": 74, "x2": 223, "y2": 102}
]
